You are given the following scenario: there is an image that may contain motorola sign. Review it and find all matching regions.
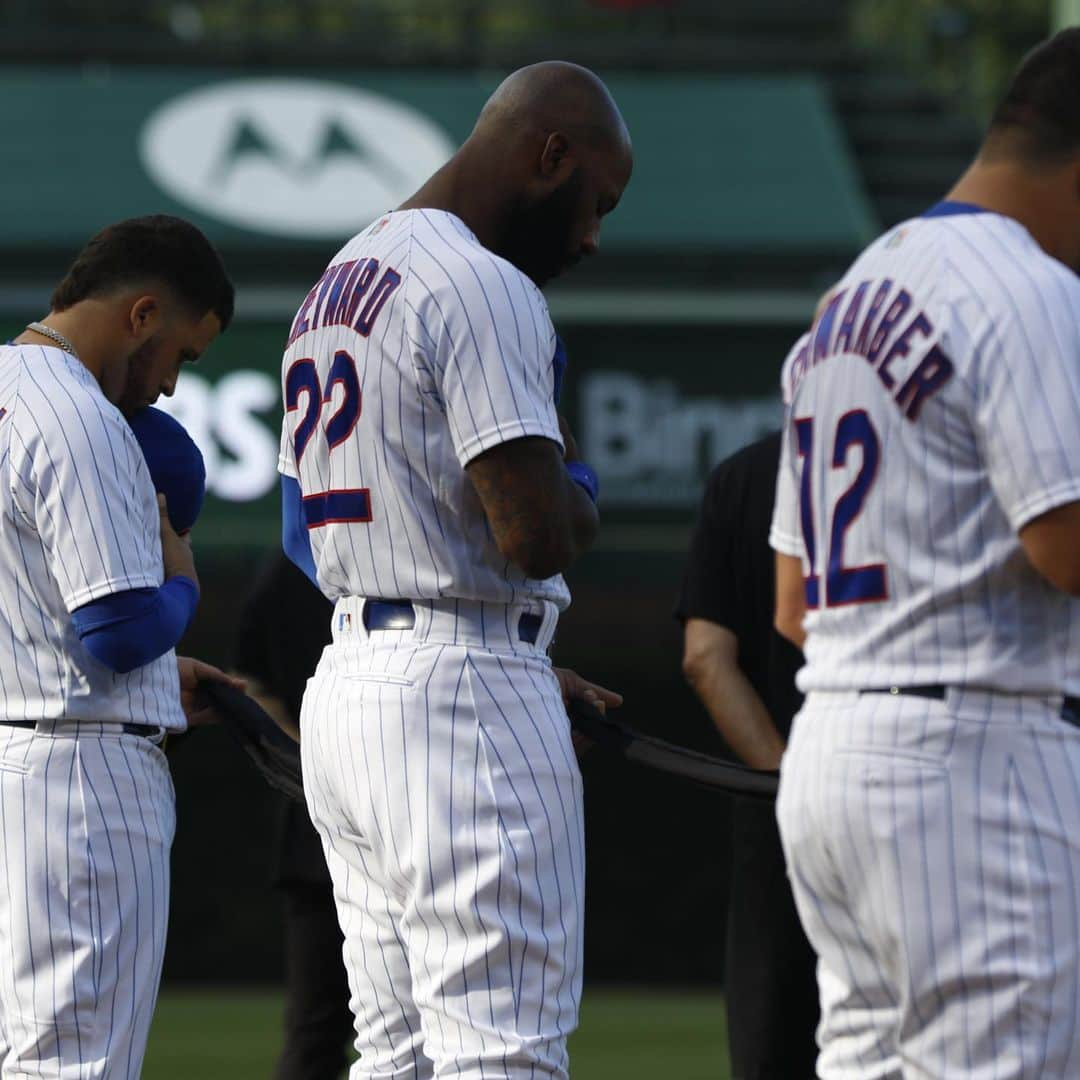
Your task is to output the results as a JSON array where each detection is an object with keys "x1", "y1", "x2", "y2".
[{"x1": 139, "y1": 79, "x2": 457, "y2": 238}]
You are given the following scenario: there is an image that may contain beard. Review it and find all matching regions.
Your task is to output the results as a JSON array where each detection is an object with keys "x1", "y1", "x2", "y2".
[
  {"x1": 497, "y1": 168, "x2": 584, "y2": 287},
  {"x1": 114, "y1": 335, "x2": 159, "y2": 418}
]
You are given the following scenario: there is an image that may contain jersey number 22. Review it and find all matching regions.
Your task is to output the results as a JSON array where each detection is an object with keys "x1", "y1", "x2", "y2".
[{"x1": 286, "y1": 348, "x2": 371, "y2": 528}]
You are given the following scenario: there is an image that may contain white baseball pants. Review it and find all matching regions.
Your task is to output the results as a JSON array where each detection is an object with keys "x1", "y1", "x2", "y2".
[
  {"x1": 301, "y1": 598, "x2": 584, "y2": 1080},
  {"x1": 778, "y1": 688, "x2": 1080, "y2": 1079},
  {"x1": 0, "y1": 722, "x2": 175, "y2": 1079}
]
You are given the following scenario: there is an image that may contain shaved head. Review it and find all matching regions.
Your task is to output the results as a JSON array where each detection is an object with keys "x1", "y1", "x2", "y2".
[
  {"x1": 475, "y1": 61, "x2": 631, "y2": 154},
  {"x1": 398, "y1": 60, "x2": 632, "y2": 287}
]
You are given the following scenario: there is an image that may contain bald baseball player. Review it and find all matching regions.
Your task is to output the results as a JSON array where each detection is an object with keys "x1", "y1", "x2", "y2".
[
  {"x1": 279, "y1": 62, "x2": 630, "y2": 1078},
  {"x1": 0, "y1": 215, "x2": 239, "y2": 1079},
  {"x1": 771, "y1": 30, "x2": 1080, "y2": 1077}
]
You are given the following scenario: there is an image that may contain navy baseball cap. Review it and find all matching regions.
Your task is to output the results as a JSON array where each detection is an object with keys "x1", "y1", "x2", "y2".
[{"x1": 128, "y1": 406, "x2": 206, "y2": 535}]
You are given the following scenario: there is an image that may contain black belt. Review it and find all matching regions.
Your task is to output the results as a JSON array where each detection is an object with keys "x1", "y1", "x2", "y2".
[
  {"x1": 362, "y1": 599, "x2": 543, "y2": 645},
  {"x1": 860, "y1": 685, "x2": 1080, "y2": 728},
  {"x1": 0, "y1": 720, "x2": 163, "y2": 739}
]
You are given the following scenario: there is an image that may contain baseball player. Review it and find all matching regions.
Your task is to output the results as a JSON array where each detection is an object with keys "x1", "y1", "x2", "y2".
[
  {"x1": 771, "y1": 31, "x2": 1080, "y2": 1077},
  {"x1": 279, "y1": 62, "x2": 630, "y2": 1078},
  {"x1": 0, "y1": 215, "x2": 239, "y2": 1079}
]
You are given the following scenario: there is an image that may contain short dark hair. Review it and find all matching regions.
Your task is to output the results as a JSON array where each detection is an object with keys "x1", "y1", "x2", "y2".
[
  {"x1": 988, "y1": 28, "x2": 1080, "y2": 162},
  {"x1": 51, "y1": 215, "x2": 235, "y2": 330}
]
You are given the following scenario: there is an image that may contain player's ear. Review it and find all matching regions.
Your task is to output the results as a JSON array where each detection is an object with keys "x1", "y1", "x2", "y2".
[
  {"x1": 538, "y1": 132, "x2": 572, "y2": 182},
  {"x1": 128, "y1": 295, "x2": 162, "y2": 340}
]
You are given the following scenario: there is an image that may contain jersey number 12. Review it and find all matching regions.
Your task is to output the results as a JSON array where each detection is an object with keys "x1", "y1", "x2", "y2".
[{"x1": 794, "y1": 409, "x2": 887, "y2": 608}]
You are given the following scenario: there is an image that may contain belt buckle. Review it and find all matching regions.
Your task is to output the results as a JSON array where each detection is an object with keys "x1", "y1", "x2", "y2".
[
  {"x1": 517, "y1": 612, "x2": 543, "y2": 645},
  {"x1": 362, "y1": 599, "x2": 416, "y2": 633},
  {"x1": 1061, "y1": 696, "x2": 1080, "y2": 729},
  {"x1": 859, "y1": 685, "x2": 946, "y2": 702}
]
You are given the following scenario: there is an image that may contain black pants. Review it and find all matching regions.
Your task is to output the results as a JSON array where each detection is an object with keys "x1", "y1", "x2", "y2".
[
  {"x1": 273, "y1": 883, "x2": 353, "y2": 1080},
  {"x1": 726, "y1": 798, "x2": 820, "y2": 1080},
  {"x1": 273, "y1": 798, "x2": 354, "y2": 1080}
]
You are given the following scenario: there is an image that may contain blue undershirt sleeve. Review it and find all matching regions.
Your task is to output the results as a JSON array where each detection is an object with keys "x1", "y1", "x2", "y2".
[
  {"x1": 281, "y1": 475, "x2": 319, "y2": 588},
  {"x1": 71, "y1": 576, "x2": 199, "y2": 674}
]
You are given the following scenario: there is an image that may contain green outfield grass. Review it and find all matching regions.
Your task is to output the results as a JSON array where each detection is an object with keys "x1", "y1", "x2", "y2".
[{"x1": 143, "y1": 987, "x2": 730, "y2": 1079}]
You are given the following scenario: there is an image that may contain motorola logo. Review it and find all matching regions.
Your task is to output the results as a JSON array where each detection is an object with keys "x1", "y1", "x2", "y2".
[{"x1": 140, "y1": 79, "x2": 456, "y2": 239}]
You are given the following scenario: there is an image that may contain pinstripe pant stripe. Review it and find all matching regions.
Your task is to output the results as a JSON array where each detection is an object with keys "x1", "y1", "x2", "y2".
[
  {"x1": 778, "y1": 692, "x2": 1080, "y2": 1079},
  {"x1": 302, "y1": 639, "x2": 583, "y2": 1079},
  {"x1": 0, "y1": 727, "x2": 174, "y2": 1079}
]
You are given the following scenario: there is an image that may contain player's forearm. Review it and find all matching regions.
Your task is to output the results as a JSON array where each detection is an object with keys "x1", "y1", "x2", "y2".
[
  {"x1": 280, "y1": 475, "x2": 319, "y2": 587},
  {"x1": 517, "y1": 464, "x2": 599, "y2": 576},
  {"x1": 685, "y1": 659, "x2": 785, "y2": 771},
  {"x1": 515, "y1": 477, "x2": 596, "y2": 577},
  {"x1": 72, "y1": 577, "x2": 199, "y2": 674},
  {"x1": 1019, "y1": 500, "x2": 1080, "y2": 597},
  {"x1": 565, "y1": 472, "x2": 600, "y2": 561},
  {"x1": 774, "y1": 552, "x2": 807, "y2": 649},
  {"x1": 158, "y1": 495, "x2": 200, "y2": 596},
  {"x1": 467, "y1": 437, "x2": 597, "y2": 579}
]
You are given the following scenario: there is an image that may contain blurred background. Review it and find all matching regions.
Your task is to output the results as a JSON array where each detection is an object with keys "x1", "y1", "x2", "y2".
[{"x1": 0, "y1": 0, "x2": 1074, "y2": 1075}]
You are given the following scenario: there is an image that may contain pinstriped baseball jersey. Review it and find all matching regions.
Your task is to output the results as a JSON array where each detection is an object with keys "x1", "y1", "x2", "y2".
[
  {"x1": 0, "y1": 344, "x2": 184, "y2": 729},
  {"x1": 278, "y1": 208, "x2": 570, "y2": 611},
  {"x1": 770, "y1": 206, "x2": 1080, "y2": 695}
]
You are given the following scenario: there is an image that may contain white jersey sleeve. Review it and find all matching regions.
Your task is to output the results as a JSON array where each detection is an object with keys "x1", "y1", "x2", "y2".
[
  {"x1": 960, "y1": 255, "x2": 1080, "y2": 531},
  {"x1": 12, "y1": 368, "x2": 162, "y2": 612},
  {"x1": 277, "y1": 397, "x2": 298, "y2": 480},
  {"x1": 770, "y1": 334, "x2": 810, "y2": 558},
  {"x1": 410, "y1": 253, "x2": 563, "y2": 468}
]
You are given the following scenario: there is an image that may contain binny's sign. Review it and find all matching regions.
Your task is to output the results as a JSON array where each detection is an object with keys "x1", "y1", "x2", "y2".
[
  {"x1": 580, "y1": 372, "x2": 781, "y2": 506},
  {"x1": 139, "y1": 79, "x2": 457, "y2": 239}
]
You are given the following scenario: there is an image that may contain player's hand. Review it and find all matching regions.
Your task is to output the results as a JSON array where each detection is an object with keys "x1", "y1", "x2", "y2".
[
  {"x1": 177, "y1": 656, "x2": 245, "y2": 727},
  {"x1": 553, "y1": 666, "x2": 622, "y2": 759},
  {"x1": 158, "y1": 494, "x2": 200, "y2": 594},
  {"x1": 558, "y1": 415, "x2": 580, "y2": 463}
]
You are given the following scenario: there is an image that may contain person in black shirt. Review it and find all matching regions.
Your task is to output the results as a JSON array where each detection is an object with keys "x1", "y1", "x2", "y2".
[
  {"x1": 232, "y1": 553, "x2": 352, "y2": 1080},
  {"x1": 676, "y1": 430, "x2": 818, "y2": 1080}
]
